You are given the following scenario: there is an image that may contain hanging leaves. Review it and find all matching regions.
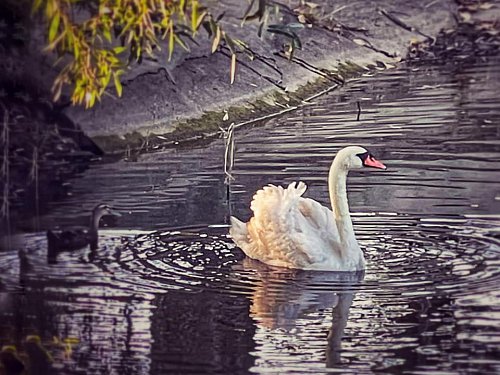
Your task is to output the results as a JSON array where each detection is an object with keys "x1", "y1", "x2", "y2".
[
  {"x1": 33, "y1": 0, "x2": 220, "y2": 108},
  {"x1": 32, "y1": 0, "x2": 294, "y2": 107}
]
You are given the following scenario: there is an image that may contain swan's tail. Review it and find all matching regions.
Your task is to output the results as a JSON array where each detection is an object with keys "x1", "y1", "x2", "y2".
[
  {"x1": 229, "y1": 216, "x2": 249, "y2": 247},
  {"x1": 250, "y1": 182, "x2": 307, "y2": 216},
  {"x1": 230, "y1": 182, "x2": 307, "y2": 260}
]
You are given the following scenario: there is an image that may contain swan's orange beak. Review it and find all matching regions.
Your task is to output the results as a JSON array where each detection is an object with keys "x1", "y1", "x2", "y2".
[{"x1": 364, "y1": 155, "x2": 387, "y2": 170}]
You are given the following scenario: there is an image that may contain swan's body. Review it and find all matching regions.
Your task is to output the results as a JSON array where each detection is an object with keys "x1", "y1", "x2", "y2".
[
  {"x1": 47, "y1": 203, "x2": 121, "y2": 263},
  {"x1": 230, "y1": 146, "x2": 386, "y2": 271}
]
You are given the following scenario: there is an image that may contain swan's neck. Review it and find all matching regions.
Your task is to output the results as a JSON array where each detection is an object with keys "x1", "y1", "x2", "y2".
[
  {"x1": 328, "y1": 160, "x2": 356, "y2": 245},
  {"x1": 329, "y1": 163, "x2": 349, "y2": 218}
]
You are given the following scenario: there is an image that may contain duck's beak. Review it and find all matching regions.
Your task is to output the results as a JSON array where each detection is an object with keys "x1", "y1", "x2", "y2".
[
  {"x1": 364, "y1": 155, "x2": 387, "y2": 170},
  {"x1": 109, "y1": 208, "x2": 122, "y2": 217}
]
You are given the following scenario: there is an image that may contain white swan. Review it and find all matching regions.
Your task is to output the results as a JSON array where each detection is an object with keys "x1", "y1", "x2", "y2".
[{"x1": 230, "y1": 146, "x2": 386, "y2": 271}]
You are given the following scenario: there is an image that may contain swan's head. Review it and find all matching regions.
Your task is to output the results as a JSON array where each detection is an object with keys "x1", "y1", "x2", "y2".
[{"x1": 336, "y1": 146, "x2": 386, "y2": 171}]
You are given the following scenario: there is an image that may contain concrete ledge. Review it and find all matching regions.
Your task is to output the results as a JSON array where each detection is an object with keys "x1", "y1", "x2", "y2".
[{"x1": 41, "y1": 1, "x2": 461, "y2": 151}]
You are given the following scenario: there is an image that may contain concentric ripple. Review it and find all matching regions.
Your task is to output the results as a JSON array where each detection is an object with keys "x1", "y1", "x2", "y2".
[
  {"x1": 88, "y1": 215, "x2": 500, "y2": 300},
  {"x1": 82, "y1": 215, "x2": 499, "y2": 373},
  {"x1": 5, "y1": 214, "x2": 498, "y2": 374}
]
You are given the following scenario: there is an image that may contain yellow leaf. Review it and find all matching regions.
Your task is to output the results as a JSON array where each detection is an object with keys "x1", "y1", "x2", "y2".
[
  {"x1": 52, "y1": 82, "x2": 63, "y2": 102},
  {"x1": 113, "y1": 46, "x2": 126, "y2": 54},
  {"x1": 223, "y1": 32, "x2": 236, "y2": 54},
  {"x1": 174, "y1": 34, "x2": 189, "y2": 51},
  {"x1": 43, "y1": 30, "x2": 66, "y2": 52},
  {"x1": 32, "y1": 0, "x2": 43, "y2": 14},
  {"x1": 103, "y1": 28, "x2": 112, "y2": 43},
  {"x1": 352, "y1": 38, "x2": 369, "y2": 47},
  {"x1": 191, "y1": 0, "x2": 198, "y2": 33},
  {"x1": 49, "y1": 12, "x2": 60, "y2": 43},
  {"x1": 211, "y1": 25, "x2": 221, "y2": 53},
  {"x1": 168, "y1": 21, "x2": 174, "y2": 60},
  {"x1": 195, "y1": 10, "x2": 207, "y2": 31},
  {"x1": 73, "y1": 40, "x2": 80, "y2": 58},
  {"x1": 63, "y1": 337, "x2": 80, "y2": 345},
  {"x1": 113, "y1": 73, "x2": 123, "y2": 97},
  {"x1": 45, "y1": 0, "x2": 53, "y2": 19},
  {"x1": 230, "y1": 53, "x2": 236, "y2": 84},
  {"x1": 88, "y1": 91, "x2": 96, "y2": 108}
]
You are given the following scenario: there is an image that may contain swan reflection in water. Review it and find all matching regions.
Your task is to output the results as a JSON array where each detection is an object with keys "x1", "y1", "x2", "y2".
[{"x1": 238, "y1": 258, "x2": 364, "y2": 368}]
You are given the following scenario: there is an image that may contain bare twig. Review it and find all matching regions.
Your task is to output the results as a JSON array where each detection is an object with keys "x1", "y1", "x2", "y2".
[
  {"x1": 274, "y1": 51, "x2": 345, "y2": 84},
  {"x1": 379, "y1": 8, "x2": 434, "y2": 41},
  {"x1": 221, "y1": 121, "x2": 235, "y2": 219},
  {"x1": 356, "y1": 101, "x2": 361, "y2": 121},
  {"x1": 221, "y1": 122, "x2": 235, "y2": 184},
  {"x1": 219, "y1": 48, "x2": 286, "y2": 90},
  {"x1": 218, "y1": 43, "x2": 285, "y2": 82}
]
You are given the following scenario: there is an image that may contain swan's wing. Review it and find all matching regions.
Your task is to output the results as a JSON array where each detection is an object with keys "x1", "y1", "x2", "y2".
[
  {"x1": 233, "y1": 182, "x2": 340, "y2": 268},
  {"x1": 294, "y1": 196, "x2": 342, "y2": 261}
]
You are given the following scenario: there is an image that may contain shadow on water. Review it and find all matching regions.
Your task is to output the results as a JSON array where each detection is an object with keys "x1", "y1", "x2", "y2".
[{"x1": 1, "y1": 53, "x2": 500, "y2": 373}]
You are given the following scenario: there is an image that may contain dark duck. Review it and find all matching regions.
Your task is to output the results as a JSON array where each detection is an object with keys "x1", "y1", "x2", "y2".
[{"x1": 47, "y1": 203, "x2": 121, "y2": 263}]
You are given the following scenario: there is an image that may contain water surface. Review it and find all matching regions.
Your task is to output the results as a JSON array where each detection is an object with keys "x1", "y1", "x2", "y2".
[{"x1": 1, "y1": 56, "x2": 499, "y2": 374}]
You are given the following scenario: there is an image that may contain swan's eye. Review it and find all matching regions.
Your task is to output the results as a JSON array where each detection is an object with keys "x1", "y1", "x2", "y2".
[{"x1": 356, "y1": 152, "x2": 369, "y2": 162}]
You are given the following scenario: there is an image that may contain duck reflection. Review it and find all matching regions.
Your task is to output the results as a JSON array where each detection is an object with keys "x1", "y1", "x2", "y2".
[{"x1": 241, "y1": 258, "x2": 363, "y2": 368}]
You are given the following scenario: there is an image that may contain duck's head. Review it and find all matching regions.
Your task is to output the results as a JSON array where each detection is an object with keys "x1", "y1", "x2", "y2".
[
  {"x1": 92, "y1": 204, "x2": 122, "y2": 220},
  {"x1": 336, "y1": 146, "x2": 387, "y2": 171}
]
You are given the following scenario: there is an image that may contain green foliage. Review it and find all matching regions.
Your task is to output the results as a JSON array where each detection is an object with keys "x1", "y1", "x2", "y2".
[
  {"x1": 32, "y1": 0, "x2": 221, "y2": 108},
  {"x1": 31, "y1": 0, "x2": 305, "y2": 109}
]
